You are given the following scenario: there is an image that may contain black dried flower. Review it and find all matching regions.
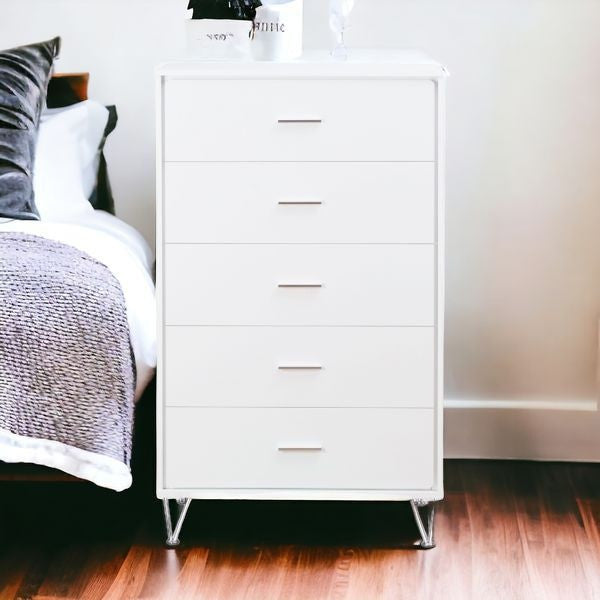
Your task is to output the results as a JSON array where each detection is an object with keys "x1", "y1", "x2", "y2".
[{"x1": 188, "y1": 0, "x2": 262, "y2": 21}]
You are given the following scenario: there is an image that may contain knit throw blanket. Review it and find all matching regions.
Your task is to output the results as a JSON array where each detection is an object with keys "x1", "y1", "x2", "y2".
[{"x1": 0, "y1": 233, "x2": 135, "y2": 490}]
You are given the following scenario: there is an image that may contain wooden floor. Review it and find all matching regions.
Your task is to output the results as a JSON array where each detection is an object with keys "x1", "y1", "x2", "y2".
[{"x1": 1, "y1": 460, "x2": 599, "y2": 600}]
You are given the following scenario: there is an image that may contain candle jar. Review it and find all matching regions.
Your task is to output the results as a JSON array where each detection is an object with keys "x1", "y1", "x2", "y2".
[{"x1": 252, "y1": 0, "x2": 303, "y2": 61}]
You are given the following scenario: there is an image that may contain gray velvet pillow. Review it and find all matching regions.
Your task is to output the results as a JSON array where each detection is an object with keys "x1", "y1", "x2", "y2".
[{"x1": 0, "y1": 37, "x2": 61, "y2": 220}]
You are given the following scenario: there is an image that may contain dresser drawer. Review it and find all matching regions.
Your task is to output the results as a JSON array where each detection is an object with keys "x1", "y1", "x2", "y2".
[
  {"x1": 165, "y1": 326, "x2": 434, "y2": 408},
  {"x1": 164, "y1": 79, "x2": 435, "y2": 162},
  {"x1": 164, "y1": 407, "x2": 435, "y2": 490},
  {"x1": 164, "y1": 244, "x2": 434, "y2": 326},
  {"x1": 164, "y1": 162, "x2": 435, "y2": 244}
]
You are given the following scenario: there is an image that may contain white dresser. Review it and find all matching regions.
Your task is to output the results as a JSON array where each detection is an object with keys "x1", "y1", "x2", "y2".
[{"x1": 156, "y1": 51, "x2": 447, "y2": 549}]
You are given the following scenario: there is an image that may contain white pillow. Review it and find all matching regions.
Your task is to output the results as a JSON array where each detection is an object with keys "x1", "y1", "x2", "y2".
[{"x1": 34, "y1": 100, "x2": 110, "y2": 221}]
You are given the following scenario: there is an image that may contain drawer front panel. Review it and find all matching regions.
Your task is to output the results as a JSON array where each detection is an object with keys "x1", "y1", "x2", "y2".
[
  {"x1": 164, "y1": 408, "x2": 435, "y2": 490},
  {"x1": 164, "y1": 244, "x2": 435, "y2": 326},
  {"x1": 164, "y1": 79, "x2": 435, "y2": 162},
  {"x1": 165, "y1": 326, "x2": 435, "y2": 408},
  {"x1": 164, "y1": 162, "x2": 435, "y2": 244}
]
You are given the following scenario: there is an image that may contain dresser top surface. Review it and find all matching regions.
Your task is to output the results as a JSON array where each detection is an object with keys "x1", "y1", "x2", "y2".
[{"x1": 157, "y1": 49, "x2": 448, "y2": 79}]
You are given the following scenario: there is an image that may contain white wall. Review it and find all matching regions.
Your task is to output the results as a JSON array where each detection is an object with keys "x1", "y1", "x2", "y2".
[{"x1": 3, "y1": 0, "x2": 600, "y2": 459}]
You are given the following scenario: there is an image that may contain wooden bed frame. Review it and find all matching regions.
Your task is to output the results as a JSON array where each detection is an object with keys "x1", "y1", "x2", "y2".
[{"x1": 47, "y1": 72, "x2": 89, "y2": 107}]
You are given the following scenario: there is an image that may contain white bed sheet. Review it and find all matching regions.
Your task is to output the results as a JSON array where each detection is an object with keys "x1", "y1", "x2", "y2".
[{"x1": 0, "y1": 211, "x2": 156, "y2": 399}]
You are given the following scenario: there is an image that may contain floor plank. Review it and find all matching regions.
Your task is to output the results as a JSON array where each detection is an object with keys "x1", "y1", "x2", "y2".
[{"x1": 0, "y1": 460, "x2": 599, "y2": 600}]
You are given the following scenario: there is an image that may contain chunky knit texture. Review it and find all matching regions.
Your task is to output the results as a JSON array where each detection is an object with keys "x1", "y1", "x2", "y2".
[{"x1": 0, "y1": 233, "x2": 135, "y2": 468}]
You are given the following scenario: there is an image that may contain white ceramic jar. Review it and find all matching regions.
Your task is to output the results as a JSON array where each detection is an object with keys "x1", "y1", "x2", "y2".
[{"x1": 252, "y1": 0, "x2": 303, "y2": 61}]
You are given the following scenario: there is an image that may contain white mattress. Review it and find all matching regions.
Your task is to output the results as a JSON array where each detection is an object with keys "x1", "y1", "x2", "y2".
[{"x1": 0, "y1": 211, "x2": 156, "y2": 399}]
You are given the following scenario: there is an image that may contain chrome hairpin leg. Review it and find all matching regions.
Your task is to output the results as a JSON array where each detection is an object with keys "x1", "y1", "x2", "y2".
[
  {"x1": 410, "y1": 500, "x2": 436, "y2": 549},
  {"x1": 162, "y1": 498, "x2": 192, "y2": 546}
]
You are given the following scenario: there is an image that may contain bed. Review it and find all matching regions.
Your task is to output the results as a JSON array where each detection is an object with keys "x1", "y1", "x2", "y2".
[{"x1": 0, "y1": 39, "x2": 156, "y2": 491}]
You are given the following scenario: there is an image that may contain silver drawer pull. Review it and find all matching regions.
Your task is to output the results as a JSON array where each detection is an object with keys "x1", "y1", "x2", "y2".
[
  {"x1": 278, "y1": 282, "x2": 322, "y2": 288},
  {"x1": 278, "y1": 365, "x2": 322, "y2": 370},
  {"x1": 278, "y1": 444, "x2": 323, "y2": 451},
  {"x1": 278, "y1": 118, "x2": 322, "y2": 124},
  {"x1": 278, "y1": 200, "x2": 323, "y2": 206}
]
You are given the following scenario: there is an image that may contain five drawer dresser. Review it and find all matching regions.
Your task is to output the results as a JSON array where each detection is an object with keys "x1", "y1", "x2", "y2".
[{"x1": 156, "y1": 51, "x2": 447, "y2": 548}]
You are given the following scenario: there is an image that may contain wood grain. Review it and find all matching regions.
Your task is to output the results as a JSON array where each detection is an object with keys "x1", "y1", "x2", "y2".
[
  {"x1": 1, "y1": 460, "x2": 599, "y2": 599},
  {"x1": 47, "y1": 73, "x2": 89, "y2": 107}
]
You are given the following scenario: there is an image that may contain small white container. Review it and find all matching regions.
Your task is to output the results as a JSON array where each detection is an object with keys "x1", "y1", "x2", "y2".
[
  {"x1": 252, "y1": 0, "x2": 303, "y2": 61},
  {"x1": 186, "y1": 19, "x2": 253, "y2": 59}
]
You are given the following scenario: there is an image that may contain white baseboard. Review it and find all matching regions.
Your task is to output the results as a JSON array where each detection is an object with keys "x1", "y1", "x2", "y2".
[{"x1": 444, "y1": 397, "x2": 600, "y2": 462}]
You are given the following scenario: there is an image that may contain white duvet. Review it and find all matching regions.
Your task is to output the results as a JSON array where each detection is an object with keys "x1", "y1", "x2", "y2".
[{"x1": 0, "y1": 210, "x2": 156, "y2": 489}]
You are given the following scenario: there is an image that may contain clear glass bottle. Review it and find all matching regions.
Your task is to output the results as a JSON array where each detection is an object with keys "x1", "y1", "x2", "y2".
[{"x1": 329, "y1": 0, "x2": 355, "y2": 60}]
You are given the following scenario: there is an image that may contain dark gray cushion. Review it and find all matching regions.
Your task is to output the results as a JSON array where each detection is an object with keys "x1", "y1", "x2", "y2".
[{"x1": 0, "y1": 37, "x2": 61, "y2": 220}]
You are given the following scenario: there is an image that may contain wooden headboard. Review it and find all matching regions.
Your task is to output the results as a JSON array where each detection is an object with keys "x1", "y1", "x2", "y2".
[{"x1": 47, "y1": 72, "x2": 89, "y2": 108}]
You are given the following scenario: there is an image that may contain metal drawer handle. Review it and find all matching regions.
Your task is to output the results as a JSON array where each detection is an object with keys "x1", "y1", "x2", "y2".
[
  {"x1": 278, "y1": 365, "x2": 322, "y2": 370},
  {"x1": 278, "y1": 200, "x2": 323, "y2": 206},
  {"x1": 277, "y1": 118, "x2": 322, "y2": 124},
  {"x1": 278, "y1": 282, "x2": 322, "y2": 288},
  {"x1": 278, "y1": 444, "x2": 323, "y2": 451}
]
